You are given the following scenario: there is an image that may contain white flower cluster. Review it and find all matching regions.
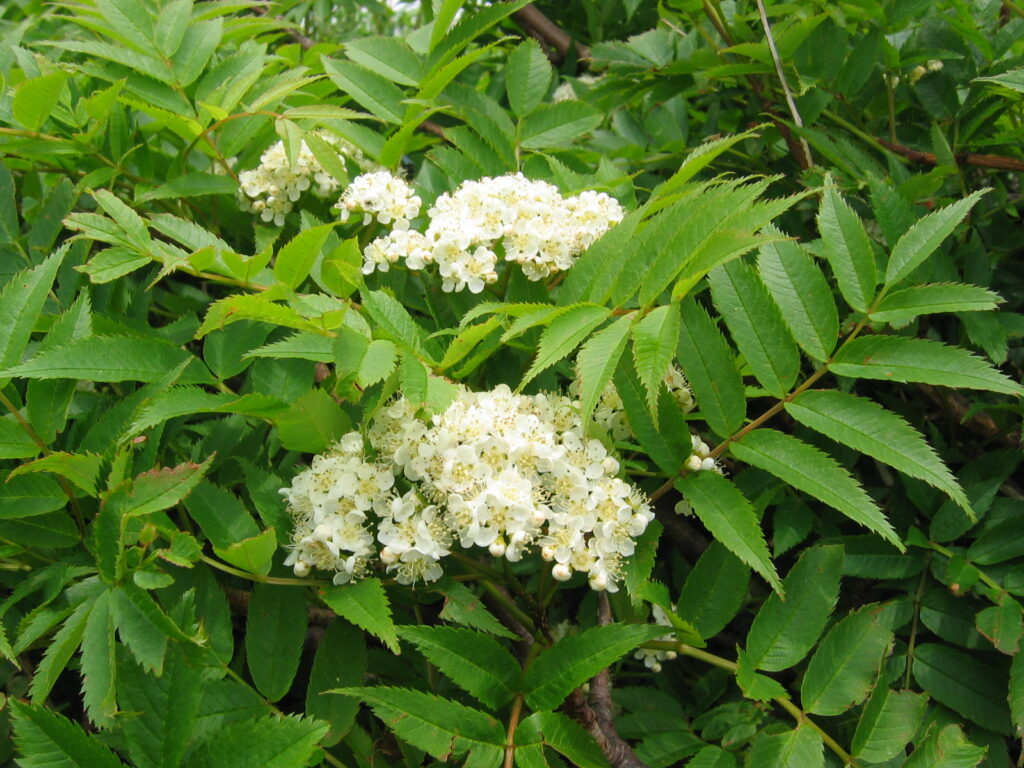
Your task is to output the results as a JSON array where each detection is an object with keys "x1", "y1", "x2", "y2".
[
  {"x1": 572, "y1": 364, "x2": 696, "y2": 442},
  {"x1": 282, "y1": 384, "x2": 655, "y2": 591},
  {"x1": 337, "y1": 170, "x2": 422, "y2": 230},
  {"x1": 634, "y1": 604, "x2": 677, "y2": 673},
  {"x1": 358, "y1": 172, "x2": 625, "y2": 292},
  {"x1": 238, "y1": 133, "x2": 378, "y2": 226}
]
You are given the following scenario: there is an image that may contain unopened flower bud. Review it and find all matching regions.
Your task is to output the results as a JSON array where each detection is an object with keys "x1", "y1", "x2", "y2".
[
  {"x1": 293, "y1": 560, "x2": 311, "y2": 578},
  {"x1": 489, "y1": 539, "x2": 506, "y2": 558},
  {"x1": 552, "y1": 563, "x2": 572, "y2": 581},
  {"x1": 685, "y1": 454, "x2": 703, "y2": 472}
]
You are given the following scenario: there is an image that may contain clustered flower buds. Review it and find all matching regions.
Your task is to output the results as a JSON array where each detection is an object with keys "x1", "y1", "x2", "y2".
[
  {"x1": 634, "y1": 604, "x2": 678, "y2": 673},
  {"x1": 238, "y1": 133, "x2": 378, "y2": 226},
  {"x1": 678, "y1": 432, "x2": 723, "y2": 474},
  {"x1": 358, "y1": 172, "x2": 625, "y2": 292},
  {"x1": 282, "y1": 385, "x2": 654, "y2": 592}
]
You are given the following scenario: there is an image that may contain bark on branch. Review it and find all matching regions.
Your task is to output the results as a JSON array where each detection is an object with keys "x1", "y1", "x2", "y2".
[
  {"x1": 562, "y1": 595, "x2": 649, "y2": 768},
  {"x1": 878, "y1": 138, "x2": 1024, "y2": 173},
  {"x1": 511, "y1": 5, "x2": 590, "y2": 63}
]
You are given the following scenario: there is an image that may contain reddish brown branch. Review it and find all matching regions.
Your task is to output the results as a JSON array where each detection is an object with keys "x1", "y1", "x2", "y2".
[
  {"x1": 512, "y1": 5, "x2": 590, "y2": 63},
  {"x1": 586, "y1": 593, "x2": 649, "y2": 768},
  {"x1": 878, "y1": 139, "x2": 1024, "y2": 173},
  {"x1": 917, "y1": 383, "x2": 1021, "y2": 449}
]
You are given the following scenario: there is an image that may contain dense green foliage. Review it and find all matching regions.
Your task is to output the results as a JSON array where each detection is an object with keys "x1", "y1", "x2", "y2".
[{"x1": 1, "y1": 0, "x2": 1023, "y2": 766}]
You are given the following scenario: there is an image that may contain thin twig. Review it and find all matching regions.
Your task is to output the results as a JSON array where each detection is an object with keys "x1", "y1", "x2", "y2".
[{"x1": 755, "y1": 0, "x2": 812, "y2": 168}]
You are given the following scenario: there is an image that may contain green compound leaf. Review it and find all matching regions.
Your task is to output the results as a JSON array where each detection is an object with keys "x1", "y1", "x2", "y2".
[
  {"x1": 576, "y1": 313, "x2": 632, "y2": 431},
  {"x1": 786, "y1": 389, "x2": 969, "y2": 513},
  {"x1": 745, "y1": 544, "x2": 844, "y2": 672},
  {"x1": 320, "y1": 578, "x2": 400, "y2": 654},
  {"x1": 756, "y1": 232, "x2": 839, "y2": 361},
  {"x1": 818, "y1": 182, "x2": 876, "y2": 312},
  {"x1": 631, "y1": 304, "x2": 680, "y2": 424},
  {"x1": 306, "y1": 620, "x2": 366, "y2": 745},
  {"x1": 677, "y1": 542, "x2": 750, "y2": 639},
  {"x1": 184, "y1": 714, "x2": 328, "y2": 768},
  {"x1": 28, "y1": 590, "x2": 100, "y2": 706},
  {"x1": 747, "y1": 724, "x2": 823, "y2": 768},
  {"x1": 885, "y1": 190, "x2": 986, "y2": 286},
  {"x1": 1011, "y1": 652, "x2": 1024, "y2": 738},
  {"x1": 112, "y1": 582, "x2": 191, "y2": 675},
  {"x1": 520, "y1": 101, "x2": 603, "y2": 149},
  {"x1": 0, "y1": 245, "x2": 67, "y2": 371},
  {"x1": 731, "y1": 429, "x2": 902, "y2": 549},
  {"x1": 361, "y1": 289, "x2": 436, "y2": 362},
  {"x1": 245, "y1": 332, "x2": 334, "y2": 363},
  {"x1": 614, "y1": 357, "x2": 683, "y2": 474},
  {"x1": 397, "y1": 625, "x2": 520, "y2": 708},
  {"x1": 830, "y1": 335, "x2": 1023, "y2": 396},
  {"x1": 525, "y1": 623, "x2": 667, "y2": 711},
  {"x1": 871, "y1": 283, "x2": 1002, "y2": 323},
  {"x1": 8, "y1": 453, "x2": 104, "y2": 497},
  {"x1": 197, "y1": 294, "x2": 321, "y2": 339},
  {"x1": 2, "y1": 335, "x2": 208, "y2": 384},
  {"x1": 649, "y1": 128, "x2": 762, "y2": 203},
  {"x1": 136, "y1": 172, "x2": 237, "y2": 202},
  {"x1": 436, "y1": 579, "x2": 517, "y2": 639},
  {"x1": 913, "y1": 643, "x2": 1013, "y2": 735},
  {"x1": 323, "y1": 58, "x2": 406, "y2": 123},
  {"x1": 506, "y1": 38, "x2": 552, "y2": 118},
  {"x1": 333, "y1": 686, "x2": 504, "y2": 768},
  {"x1": 677, "y1": 472, "x2": 782, "y2": 593},
  {"x1": 11, "y1": 699, "x2": 123, "y2": 768},
  {"x1": 800, "y1": 605, "x2": 893, "y2": 715},
  {"x1": 676, "y1": 298, "x2": 746, "y2": 437},
  {"x1": 520, "y1": 304, "x2": 610, "y2": 390},
  {"x1": 851, "y1": 685, "x2": 928, "y2": 763},
  {"x1": 13, "y1": 71, "x2": 69, "y2": 131},
  {"x1": 0, "y1": 473, "x2": 67, "y2": 518},
  {"x1": 708, "y1": 258, "x2": 799, "y2": 397},
  {"x1": 80, "y1": 588, "x2": 117, "y2": 728},
  {"x1": 119, "y1": 644, "x2": 205, "y2": 768},
  {"x1": 516, "y1": 711, "x2": 609, "y2": 768},
  {"x1": 273, "y1": 223, "x2": 335, "y2": 289},
  {"x1": 904, "y1": 724, "x2": 987, "y2": 768},
  {"x1": 245, "y1": 583, "x2": 309, "y2": 702}
]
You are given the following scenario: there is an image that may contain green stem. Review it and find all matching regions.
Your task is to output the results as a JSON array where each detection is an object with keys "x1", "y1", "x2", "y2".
[
  {"x1": 199, "y1": 553, "x2": 326, "y2": 587},
  {"x1": 503, "y1": 694, "x2": 525, "y2": 768},
  {"x1": 922, "y1": 539, "x2": 1002, "y2": 594},
  {"x1": 904, "y1": 557, "x2": 930, "y2": 689},
  {"x1": 1001, "y1": 0, "x2": 1024, "y2": 17},
  {"x1": 642, "y1": 641, "x2": 858, "y2": 765}
]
